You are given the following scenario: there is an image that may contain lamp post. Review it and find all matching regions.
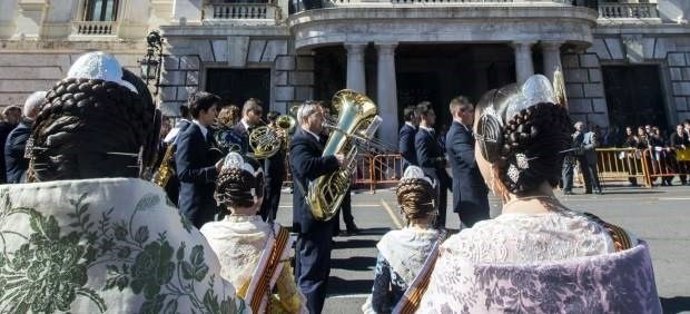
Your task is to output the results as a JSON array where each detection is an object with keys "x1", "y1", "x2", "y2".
[{"x1": 139, "y1": 30, "x2": 164, "y2": 98}]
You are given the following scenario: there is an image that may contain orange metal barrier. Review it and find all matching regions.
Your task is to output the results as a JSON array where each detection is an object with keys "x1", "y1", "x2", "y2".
[
  {"x1": 352, "y1": 154, "x2": 375, "y2": 192},
  {"x1": 641, "y1": 148, "x2": 690, "y2": 185},
  {"x1": 594, "y1": 148, "x2": 650, "y2": 187},
  {"x1": 370, "y1": 154, "x2": 404, "y2": 194}
]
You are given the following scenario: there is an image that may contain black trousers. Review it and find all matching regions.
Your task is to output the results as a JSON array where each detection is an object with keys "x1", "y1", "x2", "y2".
[
  {"x1": 563, "y1": 156, "x2": 593, "y2": 192},
  {"x1": 433, "y1": 178, "x2": 449, "y2": 229},
  {"x1": 260, "y1": 177, "x2": 283, "y2": 221},
  {"x1": 333, "y1": 191, "x2": 355, "y2": 233},
  {"x1": 295, "y1": 222, "x2": 334, "y2": 314}
]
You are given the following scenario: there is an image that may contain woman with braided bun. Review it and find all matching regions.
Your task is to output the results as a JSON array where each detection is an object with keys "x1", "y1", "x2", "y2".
[
  {"x1": 0, "y1": 52, "x2": 244, "y2": 313},
  {"x1": 201, "y1": 152, "x2": 306, "y2": 314},
  {"x1": 362, "y1": 166, "x2": 447, "y2": 314},
  {"x1": 418, "y1": 75, "x2": 661, "y2": 313}
]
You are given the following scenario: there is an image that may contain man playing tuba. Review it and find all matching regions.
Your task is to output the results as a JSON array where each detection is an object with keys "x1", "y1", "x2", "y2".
[{"x1": 290, "y1": 101, "x2": 344, "y2": 314}]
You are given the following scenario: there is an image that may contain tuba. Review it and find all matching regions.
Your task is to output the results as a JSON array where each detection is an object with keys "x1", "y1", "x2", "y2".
[
  {"x1": 307, "y1": 89, "x2": 381, "y2": 221},
  {"x1": 249, "y1": 115, "x2": 295, "y2": 159}
]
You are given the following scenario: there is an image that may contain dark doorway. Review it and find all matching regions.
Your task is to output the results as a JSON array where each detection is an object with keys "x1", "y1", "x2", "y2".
[
  {"x1": 602, "y1": 65, "x2": 667, "y2": 129},
  {"x1": 205, "y1": 68, "x2": 271, "y2": 111}
]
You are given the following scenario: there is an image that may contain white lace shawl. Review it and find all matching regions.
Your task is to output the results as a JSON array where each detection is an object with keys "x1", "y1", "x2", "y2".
[
  {"x1": 377, "y1": 227, "x2": 441, "y2": 284},
  {"x1": 442, "y1": 209, "x2": 622, "y2": 264},
  {"x1": 200, "y1": 215, "x2": 272, "y2": 289}
]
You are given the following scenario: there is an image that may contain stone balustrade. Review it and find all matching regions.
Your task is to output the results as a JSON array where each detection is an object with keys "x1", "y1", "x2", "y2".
[
  {"x1": 598, "y1": 3, "x2": 659, "y2": 19},
  {"x1": 72, "y1": 21, "x2": 117, "y2": 35},
  {"x1": 204, "y1": 3, "x2": 279, "y2": 20},
  {"x1": 327, "y1": 0, "x2": 570, "y2": 5}
]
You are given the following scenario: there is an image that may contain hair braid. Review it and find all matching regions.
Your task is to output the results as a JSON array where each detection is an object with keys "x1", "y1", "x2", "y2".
[
  {"x1": 498, "y1": 103, "x2": 573, "y2": 195},
  {"x1": 214, "y1": 166, "x2": 265, "y2": 210},
  {"x1": 29, "y1": 78, "x2": 153, "y2": 181},
  {"x1": 395, "y1": 178, "x2": 436, "y2": 220}
]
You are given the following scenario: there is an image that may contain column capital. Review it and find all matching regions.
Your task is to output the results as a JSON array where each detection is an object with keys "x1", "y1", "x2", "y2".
[
  {"x1": 512, "y1": 40, "x2": 537, "y2": 49},
  {"x1": 344, "y1": 42, "x2": 368, "y2": 53},
  {"x1": 375, "y1": 42, "x2": 397, "y2": 55},
  {"x1": 541, "y1": 41, "x2": 565, "y2": 51}
]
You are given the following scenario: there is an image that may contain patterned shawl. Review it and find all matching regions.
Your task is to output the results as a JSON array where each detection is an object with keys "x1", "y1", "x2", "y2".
[
  {"x1": 377, "y1": 228, "x2": 441, "y2": 285},
  {"x1": 0, "y1": 178, "x2": 245, "y2": 313},
  {"x1": 418, "y1": 241, "x2": 662, "y2": 313}
]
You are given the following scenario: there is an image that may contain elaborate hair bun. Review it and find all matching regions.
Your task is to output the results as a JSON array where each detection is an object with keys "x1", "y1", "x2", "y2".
[
  {"x1": 215, "y1": 153, "x2": 265, "y2": 209},
  {"x1": 395, "y1": 166, "x2": 436, "y2": 220}
]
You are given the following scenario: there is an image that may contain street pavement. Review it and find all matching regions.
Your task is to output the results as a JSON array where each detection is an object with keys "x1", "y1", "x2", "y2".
[{"x1": 275, "y1": 184, "x2": 690, "y2": 313}]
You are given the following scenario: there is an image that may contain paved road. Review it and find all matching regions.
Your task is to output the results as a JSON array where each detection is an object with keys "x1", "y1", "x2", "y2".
[{"x1": 274, "y1": 185, "x2": 690, "y2": 313}]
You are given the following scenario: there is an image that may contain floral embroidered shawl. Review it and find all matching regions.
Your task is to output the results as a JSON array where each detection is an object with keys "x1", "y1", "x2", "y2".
[
  {"x1": 0, "y1": 178, "x2": 245, "y2": 313},
  {"x1": 418, "y1": 241, "x2": 662, "y2": 313}
]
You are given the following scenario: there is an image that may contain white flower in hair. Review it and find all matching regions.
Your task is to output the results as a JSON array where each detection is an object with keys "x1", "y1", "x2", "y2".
[
  {"x1": 222, "y1": 152, "x2": 263, "y2": 178},
  {"x1": 402, "y1": 166, "x2": 434, "y2": 187},
  {"x1": 505, "y1": 74, "x2": 556, "y2": 122},
  {"x1": 67, "y1": 51, "x2": 138, "y2": 94}
]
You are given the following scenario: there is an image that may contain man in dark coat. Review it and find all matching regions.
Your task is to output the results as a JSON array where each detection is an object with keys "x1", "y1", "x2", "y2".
[
  {"x1": 446, "y1": 96, "x2": 489, "y2": 228},
  {"x1": 5, "y1": 92, "x2": 45, "y2": 183},
  {"x1": 398, "y1": 105, "x2": 419, "y2": 170},
  {"x1": 175, "y1": 92, "x2": 222, "y2": 228},
  {"x1": 233, "y1": 98, "x2": 264, "y2": 156},
  {"x1": 290, "y1": 101, "x2": 344, "y2": 314},
  {"x1": 415, "y1": 101, "x2": 451, "y2": 229},
  {"x1": 0, "y1": 106, "x2": 22, "y2": 183}
]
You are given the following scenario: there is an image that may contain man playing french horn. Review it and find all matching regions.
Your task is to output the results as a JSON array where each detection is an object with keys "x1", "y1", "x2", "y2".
[{"x1": 290, "y1": 101, "x2": 345, "y2": 314}]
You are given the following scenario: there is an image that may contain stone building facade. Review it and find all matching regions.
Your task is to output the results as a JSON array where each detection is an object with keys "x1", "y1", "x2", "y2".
[{"x1": 1, "y1": 0, "x2": 689, "y2": 145}]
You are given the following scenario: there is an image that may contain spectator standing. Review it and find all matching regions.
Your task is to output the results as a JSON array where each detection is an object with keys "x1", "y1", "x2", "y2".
[
  {"x1": 5, "y1": 91, "x2": 45, "y2": 183},
  {"x1": 0, "y1": 106, "x2": 21, "y2": 183}
]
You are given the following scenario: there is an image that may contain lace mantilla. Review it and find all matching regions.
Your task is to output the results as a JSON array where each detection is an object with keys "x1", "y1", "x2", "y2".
[{"x1": 444, "y1": 210, "x2": 616, "y2": 264}]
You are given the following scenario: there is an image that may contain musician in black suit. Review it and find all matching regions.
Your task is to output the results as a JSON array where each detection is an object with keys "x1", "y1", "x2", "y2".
[
  {"x1": 290, "y1": 101, "x2": 344, "y2": 314},
  {"x1": 233, "y1": 98, "x2": 264, "y2": 155},
  {"x1": 175, "y1": 92, "x2": 223, "y2": 228},
  {"x1": 5, "y1": 91, "x2": 44, "y2": 183},
  {"x1": 398, "y1": 105, "x2": 419, "y2": 170},
  {"x1": 260, "y1": 111, "x2": 287, "y2": 221},
  {"x1": 415, "y1": 101, "x2": 451, "y2": 229},
  {"x1": 446, "y1": 97, "x2": 489, "y2": 228}
]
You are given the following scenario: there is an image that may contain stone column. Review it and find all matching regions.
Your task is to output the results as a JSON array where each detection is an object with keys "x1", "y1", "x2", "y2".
[
  {"x1": 542, "y1": 41, "x2": 564, "y2": 82},
  {"x1": 513, "y1": 41, "x2": 535, "y2": 85},
  {"x1": 118, "y1": 0, "x2": 150, "y2": 39},
  {"x1": 0, "y1": 0, "x2": 18, "y2": 38},
  {"x1": 376, "y1": 42, "x2": 399, "y2": 148},
  {"x1": 40, "y1": 0, "x2": 79, "y2": 39},
  {"x1": 345, "y1": 42, "x2": 367, "y2": 93}
]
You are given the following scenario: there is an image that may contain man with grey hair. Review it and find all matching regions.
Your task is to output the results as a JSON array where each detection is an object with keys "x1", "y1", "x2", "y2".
[
  {"x1": 290, "y1": 100, "x2": 344, "y2": 314},
  {"x1": 5, "y1": 91, "x2": 46, "y2": 183}
]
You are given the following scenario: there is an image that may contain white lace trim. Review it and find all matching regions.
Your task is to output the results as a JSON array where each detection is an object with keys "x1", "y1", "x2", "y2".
[{"x1": 442, "y1": 210, "x2": 615, "y2": 264}]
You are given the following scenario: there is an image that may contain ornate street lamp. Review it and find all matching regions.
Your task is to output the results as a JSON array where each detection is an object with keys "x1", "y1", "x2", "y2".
[{"x1": 139, "y1": 30, "x2": 164, "y2": 97}]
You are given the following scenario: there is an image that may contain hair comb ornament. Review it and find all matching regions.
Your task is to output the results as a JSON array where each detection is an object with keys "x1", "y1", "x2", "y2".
[
  {"x1": 67, "y1": 51, "x2": 138, "y2": 94},
  {"x1": 222, "y1": 152, "x2": 264, "y2": 178},
  {"x1": 402, "y1": 166, "x2": 434, "y2": 187}
]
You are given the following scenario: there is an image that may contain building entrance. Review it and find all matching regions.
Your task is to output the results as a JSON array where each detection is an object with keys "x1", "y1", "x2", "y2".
[
  {"x1": 205, "y1": 68, "x2": 271, "y2": 111},
  {"x1": 602, "y1": 65, "x2": 667, "y2": 129}
]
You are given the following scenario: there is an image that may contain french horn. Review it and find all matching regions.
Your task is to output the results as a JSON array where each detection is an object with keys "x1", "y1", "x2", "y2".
[{"x1": 249, "y1": 114, "x2": 295, "y2": 159}]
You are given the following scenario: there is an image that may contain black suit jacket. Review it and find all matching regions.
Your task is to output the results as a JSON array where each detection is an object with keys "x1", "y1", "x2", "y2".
[
  {"x1": 398, "y1": 123, "x2": 418, "y2": 169},
  {"x1": 415, "y1": 127, "x2": 451, "y2": 188},
  {"x1": 175, "y1": 123, "x2": 218, "y2": 228},
  {"x1": 4, "y1": 121, "x2": 31, "y2": 183},
  {"x1": 0, "y1": 122, "x2": 17, "y2": 183},
  {"x1": 290, "y1": 128, "x2": 340, "y2": 234},
  {"x1": 446, "y1": 121, "x2": 488, "y2": 213}
]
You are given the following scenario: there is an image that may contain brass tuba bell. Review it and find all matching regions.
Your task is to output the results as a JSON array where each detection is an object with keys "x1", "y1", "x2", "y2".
[{"x1": 307, "y1": 90, "x2": 380, "y2": 221}]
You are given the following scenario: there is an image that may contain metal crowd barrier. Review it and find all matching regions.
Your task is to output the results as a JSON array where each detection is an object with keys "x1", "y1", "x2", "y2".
[{"x1": 283, "y1": 149, "x2": 690, "y2": 190}]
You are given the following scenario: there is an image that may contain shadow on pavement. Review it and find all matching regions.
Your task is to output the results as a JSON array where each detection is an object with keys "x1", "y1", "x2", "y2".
[
  {"x1": 331, "y1": 256, "x2": 377, "y2": 271},
  {"x1": 599, "y1": 190, "x2": 666, "y2": 195},
  {"x1": 333, "y1": 238, "x2": 378, "y2": 250},
  {"x1": 660, "y1": 296, "x2": 690, "y2": 314},
  {"x1": 327, "y1": 276, "x2": 372, "y2": 296}
]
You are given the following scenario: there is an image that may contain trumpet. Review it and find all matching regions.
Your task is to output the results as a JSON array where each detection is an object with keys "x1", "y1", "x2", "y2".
[{"x1": 249, "y1": 114, "x2": 296, "y2": 159}]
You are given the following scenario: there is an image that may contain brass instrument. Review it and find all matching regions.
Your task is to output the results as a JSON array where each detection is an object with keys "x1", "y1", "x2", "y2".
[
  {"x1": 213, "y1": 126, "x2": 242, "y2": 154},
  {"x1": 249, "y1": 114, "x2": 296, "y2": 159},
  {"x1": 307, "y1": 89, "x2": 380, "y2": 221},
  {"x1": 152, "y1": 144, "x2": 176, "y2": 187}
]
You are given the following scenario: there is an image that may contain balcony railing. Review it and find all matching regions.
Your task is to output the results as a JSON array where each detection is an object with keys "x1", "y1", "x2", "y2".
[
  {"x1": 326, "y1": 0, "x2": 571, "y2": 6},
  {"x1": 204, "y1": 3, "x2": 279, "y2": 21},
  {"x1": 598, "y1": 3, "x2": 659, "y2": 19},
  {"x1": 72, "y1": 21, "x2": 117, "y2": 35}
]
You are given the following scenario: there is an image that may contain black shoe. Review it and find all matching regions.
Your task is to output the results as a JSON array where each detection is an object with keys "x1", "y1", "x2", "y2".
[
  {"x1": 346, "y1": 225, "x2": 360, "y2": 235},
  {"x1": 585, "y1": 190, "x2": 593, "y2": 194},
  {"x1": 594, "y1": 189, "x2": 603, "y2": 195}
]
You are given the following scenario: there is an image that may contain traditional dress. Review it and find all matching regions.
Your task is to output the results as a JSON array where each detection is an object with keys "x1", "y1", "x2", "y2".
[
  {"x1": 201, "y1": 215, "x2": 306, "y2": 313},
  {"x1": 362, "y1": 227, "x2": 443, "y2": 314},
  {"x1": 0, "y1": 178, "x2": 244, "y2": 313},
  {"x1": 418, "y1": 208, "x2": 662, "y2": 313}
]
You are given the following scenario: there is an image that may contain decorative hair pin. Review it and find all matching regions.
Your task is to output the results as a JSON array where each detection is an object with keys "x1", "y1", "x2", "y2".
[
  {"x1": 402, "y1": 166, "x2": 434, "y2": 187},
  {"x1": 222, "y1": 152, "x2": 263, "y2": 178}
]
